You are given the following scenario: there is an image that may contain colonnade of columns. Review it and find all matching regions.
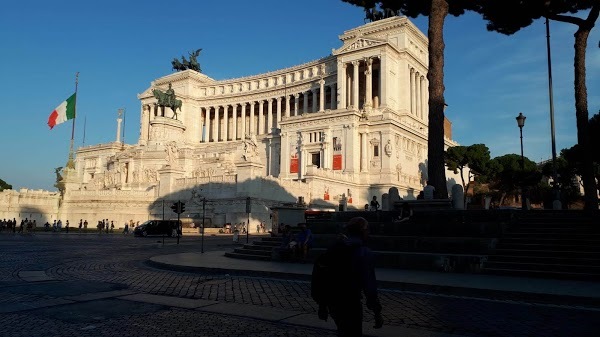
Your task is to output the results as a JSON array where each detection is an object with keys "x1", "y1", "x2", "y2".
[
  {"x1": 199, "y1": 83, "x2": 337, "y2": 143},
  {"x1": 338, "y1": 56, "x2": 380, "y2": 110},
  {"x1": 409, "y1": 67, "x2": 427, "y2": 119}
]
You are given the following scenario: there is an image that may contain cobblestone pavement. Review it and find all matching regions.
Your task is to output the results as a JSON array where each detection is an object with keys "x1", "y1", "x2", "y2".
[{"x1": 1, "y1": 233, "x2": 599, "y2": 337}]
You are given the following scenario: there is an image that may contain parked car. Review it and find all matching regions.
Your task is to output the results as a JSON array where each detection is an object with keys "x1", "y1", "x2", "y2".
[{"x1": 134, "y1": 220, "x2": 181, "y2": 237}]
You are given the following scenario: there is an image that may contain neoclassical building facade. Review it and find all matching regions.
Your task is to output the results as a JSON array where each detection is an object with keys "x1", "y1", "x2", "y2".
[{"x1": 1, "y1": 16, "x2": 459, "y2": 227}]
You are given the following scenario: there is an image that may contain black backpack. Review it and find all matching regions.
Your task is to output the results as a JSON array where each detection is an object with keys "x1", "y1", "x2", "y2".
[{"x1": 311, "y1": 241, "x2": 360, "y2": 306}]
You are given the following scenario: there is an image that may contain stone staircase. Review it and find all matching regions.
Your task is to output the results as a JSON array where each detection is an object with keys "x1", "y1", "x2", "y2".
[
  {"x1": 483, "y1": 211, "x2": 600, "y2": 281},
  {"x1": 224, "y1": 237, "x2": 281, "y2": 261}
]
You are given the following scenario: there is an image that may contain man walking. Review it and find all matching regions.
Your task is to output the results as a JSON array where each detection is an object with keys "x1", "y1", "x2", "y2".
[{"x1": 312, "y1": 217, "x2": 383, "y2": 336}]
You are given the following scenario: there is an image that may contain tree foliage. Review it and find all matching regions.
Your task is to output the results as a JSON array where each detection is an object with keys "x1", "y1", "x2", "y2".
[
  {"x1": 0, "y1": 178, "x2": 12, "y2": 191},
  {"x1": 489, "y1": 154, "x2": 540, "y2": 205},
  {"x1": 445, "y1": 144, "x2": 492, "y2": 203},
  {"x1": 476, "y1": 0, "x2": 600, "y2": 209},
  {"x1": 341, "y1": 0, "x2": 478, "y2": 199}
]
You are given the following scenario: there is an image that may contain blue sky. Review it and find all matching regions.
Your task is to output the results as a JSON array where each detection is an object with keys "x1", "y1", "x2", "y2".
[{"x1": 1, "y1": 0, "x2": 598, "y2": 191}]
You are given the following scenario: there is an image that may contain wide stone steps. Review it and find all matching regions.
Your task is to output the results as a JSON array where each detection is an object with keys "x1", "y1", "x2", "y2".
[
  {"x1": 223, "y1": 252, "x2": 272, "y2": 261},
  {"x1": 486, "y1": 254, "x2": 600, "y2": 265},
  {"x1": 484, "y1": 267, "x2": 600, "y2": 281},
  {"x1": 494, "y1": 243, "x2": 600, "y2": 252},
  {"x1": 483, "y1": 211, "x2": 600, "y2": 280}
]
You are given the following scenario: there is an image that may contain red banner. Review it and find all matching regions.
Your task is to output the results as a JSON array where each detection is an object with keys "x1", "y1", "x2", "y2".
[
  {"x1": 290, "y1": 158, "x2": 299, "y2": 173},
  {"x1": 333, "y1": 154, "x2": 342, "y2": 170}
]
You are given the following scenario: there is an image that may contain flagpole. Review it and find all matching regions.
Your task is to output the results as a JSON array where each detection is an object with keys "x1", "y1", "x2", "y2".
[
  {"x1": 82, "y1": 116, "x2": 87, "y2": 146},
  {"x1": 67, "y1": 72, "x2": 79, "y2": 169}
]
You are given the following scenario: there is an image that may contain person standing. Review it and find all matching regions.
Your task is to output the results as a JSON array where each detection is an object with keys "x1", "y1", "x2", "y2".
[
  {"x1": 312, "y1": 217, "x2": 383, "y2": 336},
  {"x1": 370, "y1": 196, "x2": 380, "y2": 211},
  {"x1": 84, "y1": 219, "x2": 88, "y2": 231},
  {"x1": 79, "y1": 219, "x2": 83, "y2": 233},
  {"x1": 123, "y1": 222, "x2": 129, "y2": 235},
  {"x1": 65, "y1": 220, "x2": 70, "y2": 233}
]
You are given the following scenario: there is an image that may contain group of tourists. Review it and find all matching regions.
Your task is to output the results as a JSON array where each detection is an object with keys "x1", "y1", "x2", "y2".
[
  {"x1": 0, "y1": 217, "x2": 141, "y2": 235},
  {"x1": 0, "y1": 218, "x2": 36, "y2": 233}
]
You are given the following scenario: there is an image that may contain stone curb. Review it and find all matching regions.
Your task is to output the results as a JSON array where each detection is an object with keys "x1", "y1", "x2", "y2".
[{"x1": 146, "y1": 256, "x2": 600, "y2": 308}]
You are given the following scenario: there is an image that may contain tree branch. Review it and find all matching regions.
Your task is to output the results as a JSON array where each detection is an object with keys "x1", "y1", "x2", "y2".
[{"x1": 548, "y1": 14, "x2": 585, "y2": 26}]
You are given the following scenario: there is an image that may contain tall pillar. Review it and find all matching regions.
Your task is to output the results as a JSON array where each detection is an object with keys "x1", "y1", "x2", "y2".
[
  {"x1": 352, "y1": 60, "x2": 360, "y2": 110},
  {"x1": 224, "y1": 105, "x2": 230, "y2": 141},
  {"x1": 284, "y1": 95, "x2": 290, "y2": 118},
  {"x1": 319, "y1": 79, "x2": 325, "y2": 112},
  {"x1": 116, "y1": 111, "x2": 123, "y2": 143},
  {"x1": 213, "y1": 106, "x2": 219, "y2": 142},
  {"x1": 241, "y1": 103, "x2": 247, "y2": 137},
  {"x1": 415, "y1": 73, "x2": 421, "y2": 119},
  {"x1": 293, "y1": 94, "x2": 299, "y2": 116},
  {"x1": 258, "y1": 100, "x2": 264, "y2": 135},
  {"x1": 410, "y1": 69, "x2": 416, "y2": 115},
  {"x1": 200, "y1": 108, "x2": 206, "y2": 142},
  {"x1": 276, "y1": 97, "x2": 282, "y2": 125},
  {"x1": 346, "y1": 71, "x2": 352, "y2": 108},
  {"x1": 364, "y1": 58, "x2": 373, "y2": 110},
  {"x1": 311, "y1": 89, "x2": 318, "y2": 113},
  {"x1": 232, "y1": 104, "x2": 238, "y2": 140},
  {"x1": 361, "y1": 132, "x2": 368, "y2": 172},
  {"x1": 338, "y1": 62, "x2": 347, "y2": 109},
  {"x1": 250, "y1": 102, "x2": 256, "y2": 135},
  {"x1": 379, "y1": 54, "x2": 387, "y2": 108},
  {"x1": 303, "y1": 92, "x2": 308, "y2": 114},
  {"x1": 331, "y1": 84, "x2": 338, "y2": 110},
  {"x1": 281, "y1": 132, "x2": 289, "y2": 177},
  {"x1": 423, "y1": 78, "x2": 429, "y2": 121},
  {"x1": 267, "y1": 98, "x2": 273, "y2": 134}
]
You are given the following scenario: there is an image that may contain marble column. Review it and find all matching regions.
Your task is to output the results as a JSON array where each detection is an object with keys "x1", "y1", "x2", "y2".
[
  {"x1": 352, "y1": 60, "x2": 360, "y2": 110},
  {"x1": 224, "y1": 105, "x2": 230, "y2": 141},
  {"x1": 346, "y1": 70, "x2": 352, "y2": 108},
  {"x1": 379, "y1": 54, "x2": 387, "y2": 108},
  {"x1": 410, "y1": 69, "x2": 416, "y2": 115},
  {"x1": 319, "y1": 79, "x2": 325, "y2": 112},
  {"x1": 232, "y1": 104, "x2": 238, "y2": 140},
  {"x1": 339, "y1": 62, "x2": 347, "y2": 109},
  {"x1": 267, "y1": 98, "x2": 273, "y2": 134},
  {"x1": 213, "y1": 107, "x2": 219, "y2": 142},
  {"x1": 361, "y1": 132, "x2": 368, "y2": 172},
  {"x1": 293, "y1": 94, "x2": 299, "y2": 116},
  {"x1": 276, "y1": 97, "x2": 282, "y2": 124},
  {"x1": 303, "y1": 92, "x2": 308, "y2": 114},
  {"x1": 331, "y1": 84, "x2": 338, "y2": 110},
  {"x1": 415, "y1": 73, "x2": 421, "y2": 119},
  {"x1": 285, "y1": 95, "x2": 291, "y2": 118},
  {"x1": 364, "y1": 58, "x2": 373, "y2": 110},
  {"x1": 241, "y1": 103, "x2": 247, "y2": 137},
  {"x1": 250, "y1": 102, "x2": 256, "y2": 135},
  {"x1": 258, "y1": 100, "x2": 264, "y2": 135},
  {"x1": 200, "y1": 108, "x2": 206, "y2": 142},
  {"x1": 311, "y1": 89, "x2": 318, "y2": 113}
]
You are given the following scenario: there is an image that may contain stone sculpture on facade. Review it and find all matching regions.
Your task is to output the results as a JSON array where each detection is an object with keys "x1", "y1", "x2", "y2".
[
  {"x1": 171, "y1": 49, "x2": 202, "y2": 72},
  {"x1": 152, "y1": 83, "x2": 182, "y2": 119},
  {"x1": 165, "y1": 142, "x2": 179, "y2": 167},
  {"x1": 242, "y1": 134, "x2": 258, "y2": 161}
]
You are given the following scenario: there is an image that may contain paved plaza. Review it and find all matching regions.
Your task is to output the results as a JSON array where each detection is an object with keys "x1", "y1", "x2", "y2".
[{"x1": 0, "y1": 233, "x2": 599, "y2": 337}]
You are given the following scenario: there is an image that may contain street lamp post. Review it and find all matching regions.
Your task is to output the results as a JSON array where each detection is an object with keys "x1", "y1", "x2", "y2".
[
  {"x1": 516, "y1": 112, "x2": 527, "y2": 210},
  {"x1": 201, "y1": 197, "x2": 206, "y2": 254}
]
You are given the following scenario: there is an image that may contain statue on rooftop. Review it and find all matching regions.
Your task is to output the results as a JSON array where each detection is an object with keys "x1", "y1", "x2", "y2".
[{"x1": 172, "y1": 49, "x2": 202, "y2": 72}]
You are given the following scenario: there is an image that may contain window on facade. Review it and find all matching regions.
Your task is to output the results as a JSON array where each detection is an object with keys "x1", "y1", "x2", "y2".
[
  {"x1": 374, "y1": 145, "x2": 379, "y2": 157},
  {"x1": 311, "y1": 152, "x2": 321, "y2": 168}
]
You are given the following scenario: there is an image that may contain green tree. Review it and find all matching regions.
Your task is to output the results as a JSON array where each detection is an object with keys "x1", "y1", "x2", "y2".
[
  {"x1": 490, "y1": 154, "x2": 540, "y2": 206},
  {"x1": 559, "y1": 112, "x2": 600, "y2": 198},
  {"x1": 445, "y1": 144, "x2": 491, "y2": 205},
  {"x1": 0, "y1": 178, "x2": 12, "y2": 191},
  {"x1": 341, "y1": 0, "x2": 478, "y2": 199},
  {"x1": 476, "y1": 0, "x2": 599, "y2": 209}
]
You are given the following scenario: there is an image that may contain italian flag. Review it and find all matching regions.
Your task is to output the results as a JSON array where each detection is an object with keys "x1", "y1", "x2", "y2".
[{"x1": 47, "y1": 93, "x2": 76, "y2": 129}]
